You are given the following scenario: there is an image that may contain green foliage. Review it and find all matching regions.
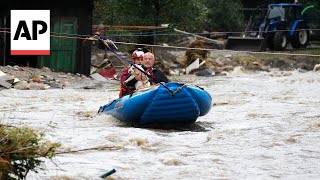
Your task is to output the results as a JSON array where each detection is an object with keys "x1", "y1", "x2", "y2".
[
  {"x1": 158, "y1": 0, "x2": 209, "y2": 32},
  {"x1": 92, "y1": 0, "x2": 319, "y2": 33},
  {"x1": 93, "y1": 0, "x2": 156, "y2": 26},
  {"x1": 93, "y1": 0, "x2": 208, "y2": 31},
  {"x1": 0, "y1": 125, "x2": 60, "y2": 180},
  {"x1": 302, "y1": 1, "x2": 320, "y2": 28},
  {"x1": 206, "y1": 0, "x2": 245, "y2": 31},
  {"x1": 92, "y1": 0, "x2": 114, "y2": 25}
]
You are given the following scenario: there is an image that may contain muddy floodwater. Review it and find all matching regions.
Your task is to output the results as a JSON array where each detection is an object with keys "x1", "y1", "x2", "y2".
[{"x1": 1, "y1": 69, "x2": 320, "y2": 179}]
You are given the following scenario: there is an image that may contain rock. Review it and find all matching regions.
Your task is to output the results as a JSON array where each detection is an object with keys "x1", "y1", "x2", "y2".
[
  {"x1": 0, "y1": 70, "x2": 15, "y2": 88},
  {"x1": 216, "y1": 65, "x2": 235, "y2": 72},
  {"x1": 44, "y1": 75, "x2": 54, "y2": 81},
  {"x1": 295, "y1": 62, "x2": 313, "y2": 70},
  {"x1": 32, "y1": 76, "x2": 42, "y2": 83},
  {"x1": 210, "y1": 57, "x2": 237, "y2": 67},
  {"x1": 91, "y1": 54, "x2": 98, "y2": 61},
  {"x1": 213, "y1": 58, "x2": 225, "y2": 66},
  {"x1": 206, "y1": 64, "x2": 216, "y2": 71},
  {"x1": 252, "y1": 61, "x2": 261, "y2": 66},
  {"x1": 14, "y1": 81, "x2": 50, "y2": 90},
  {"x1": 48, "y1": 81, "x2": 63, "y2": 89},
  {"x1": 232, "y1": 66, "x2": 246, "y2": 74},
  {"x1": 220, "y1": 71, "x2": 228, "y2": 76},
  {"x1": 313, "y1": 64, "x2": 320, "y2": 71},
  {"x1": 29, "y1": 82, "x2": 51, "y2": 90},
  {"x1": 176, "y1": 56, "x2": 188, "y2": 67},
  {"x1": 195, "y1": 69, "x2": 215, "y2": 76},
  {"x1": 58, "y1": 74, "x2": 67, "y2": 78},
  {"x1": 14, "y1": 81, "x2": 30, "y2": 90},
  {"x1": 61, "y1": 80, "x2": 70, "y2": 87},
  {"x1": 0, "y1": 79, "x2": 12, "y2": 88},
  {"x1": 169, "y1": 69, "x2": 185, "y2": 75},
  {"x1": 91, "y1": 66, "x2": 98, "y2": 74},
  {"x1": 260, "y1": 66, "x2": 270, "y2": 71},
  {"x1": 97, "y1": 53, "x2": 105, "y2": 60},
  {"x1": 83, "y1": 83, "x2": 103, "y2": 89},
  {"x1": 268, "y1": 59, "x2": 291, "y2": 70},
  {"x1": 41, "y1": 67, "x2": 51, "y2": 72},
  {"x1": 13, "y1": 66, "x2": 19, "y2": 71}
]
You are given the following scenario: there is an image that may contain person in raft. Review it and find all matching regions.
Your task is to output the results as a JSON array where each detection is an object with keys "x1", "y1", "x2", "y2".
[
  {"x1": 119, "y1": 48, "x2": 145, "y2": 97},
  {"x1": 119, "y1": 51, "x2": 170, "y2": 97},
  {"x1": 142, "y1": 52, "x2": 169, "y2": 85}
]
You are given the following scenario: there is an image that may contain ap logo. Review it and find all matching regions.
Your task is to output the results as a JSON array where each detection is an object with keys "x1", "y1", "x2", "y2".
[{"x1": 11, "y1": 10, "x2": 50, "y2": 55}]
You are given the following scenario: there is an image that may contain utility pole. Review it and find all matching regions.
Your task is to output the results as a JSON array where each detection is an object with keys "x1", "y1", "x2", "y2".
[{"x1": 3, "y1": 16, "x2": 6, "y2": 66}]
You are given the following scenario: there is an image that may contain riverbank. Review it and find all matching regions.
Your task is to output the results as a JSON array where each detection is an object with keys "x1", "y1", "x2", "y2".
[{"x1": 1, "y1": 50, "x2": 320, "y2": 90}]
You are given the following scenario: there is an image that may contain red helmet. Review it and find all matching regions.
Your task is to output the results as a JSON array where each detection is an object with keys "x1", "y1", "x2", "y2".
[{"x1": 131, "y1": 49, "x2": 144, "y2": 60}]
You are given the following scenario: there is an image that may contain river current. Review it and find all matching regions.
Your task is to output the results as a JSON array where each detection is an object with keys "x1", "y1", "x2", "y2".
[{"x1": 1, "y1": 69, "x2": 319, "y2": 179}]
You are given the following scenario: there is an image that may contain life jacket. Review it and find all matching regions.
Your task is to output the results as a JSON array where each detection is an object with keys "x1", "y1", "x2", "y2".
[
  {"x1": 145, "y1": 67, "x2": 157, "y2": 85},
  {"x1": 119, "y1": 86, "x2": 126, "y2": 98},
  {"x1": 119, "y1": 67, "x2": 131, "y2": 98}
]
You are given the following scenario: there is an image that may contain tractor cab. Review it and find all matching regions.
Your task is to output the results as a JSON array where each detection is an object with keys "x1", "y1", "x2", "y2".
[{"x1": 268, "y1": 4, "x2": 304, "y2": 27}]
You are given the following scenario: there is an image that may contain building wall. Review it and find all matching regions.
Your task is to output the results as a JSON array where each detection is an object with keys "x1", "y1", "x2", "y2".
[{"x1": 0, "y1": 0, "x2": 93, "y2": 75}]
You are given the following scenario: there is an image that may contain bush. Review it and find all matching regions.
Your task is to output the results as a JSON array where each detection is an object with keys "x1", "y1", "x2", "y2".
[{"x1": 0, "y1": 125, "x2": 60, "y2": 179}]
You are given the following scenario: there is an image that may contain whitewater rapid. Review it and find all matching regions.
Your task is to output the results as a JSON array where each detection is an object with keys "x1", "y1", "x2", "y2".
[{"x1": 1, "y1": 69, "x2": 319, "y2": 179}]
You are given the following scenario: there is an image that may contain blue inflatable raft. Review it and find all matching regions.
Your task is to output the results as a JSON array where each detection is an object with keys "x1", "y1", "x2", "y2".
[{"x1": 98, "y1": 82, "x2": 212, "y2": 126}]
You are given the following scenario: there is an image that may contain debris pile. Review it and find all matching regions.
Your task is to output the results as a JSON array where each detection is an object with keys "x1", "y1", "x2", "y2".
[{"x1": 0, "y1": 66, "x2": 93, "y2": 90}]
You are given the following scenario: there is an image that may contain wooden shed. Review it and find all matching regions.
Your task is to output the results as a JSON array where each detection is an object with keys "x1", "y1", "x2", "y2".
[{"x1": 0, "y1": 0, "x2": 93, "y2": 75}]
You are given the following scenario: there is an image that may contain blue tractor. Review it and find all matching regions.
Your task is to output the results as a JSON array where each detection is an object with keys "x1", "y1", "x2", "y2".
[{"x1": 225, "y1": 3, "x2": 310, "y2": 51}]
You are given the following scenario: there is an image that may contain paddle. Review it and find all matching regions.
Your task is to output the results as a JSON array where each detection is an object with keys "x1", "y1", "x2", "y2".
[{"x1": 93, "y1": 35, "x2": 174, "y2": 95}]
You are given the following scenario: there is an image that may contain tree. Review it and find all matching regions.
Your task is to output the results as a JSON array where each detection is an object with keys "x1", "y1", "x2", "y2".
[
  {"x1": 205, "y1": 0, "x2": 245, "y2": 31},
  {"x1": 93, "y1": 0, "x2": 208, "y2": 31},
  {"x1": 93, "y1": 0, "x2": 320, "y2": 33},
  {"x1": 159, "y1": 0, "x2": 209, "y2": 32}
]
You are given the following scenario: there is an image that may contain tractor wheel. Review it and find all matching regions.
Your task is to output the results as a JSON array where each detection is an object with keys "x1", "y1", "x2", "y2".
[
  {"x1": 290, "y1": 24, "x2": 310, "y2": 49},
  {"x1": 273, "y1": 31, "x2": 287, "y2": 51},
  {"x1": 267, "y1": 33, "x2": 275, "y2": 50}
]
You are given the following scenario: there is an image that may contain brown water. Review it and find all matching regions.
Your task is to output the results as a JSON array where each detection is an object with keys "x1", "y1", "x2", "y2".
[{"x1": 1, "y1": 69, "x2": 320, "y2": 179}]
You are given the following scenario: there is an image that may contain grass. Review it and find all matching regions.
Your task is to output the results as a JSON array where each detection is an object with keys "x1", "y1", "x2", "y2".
[
  {"x1": 209, "y1": 48, "x2": 320, "y2": 67},
  {"x1": 0, "y1": 124, "x2": 60, "y2": 180},
  {"x1": 289, "y1": 48, "x2": 320, "y2": 55}
]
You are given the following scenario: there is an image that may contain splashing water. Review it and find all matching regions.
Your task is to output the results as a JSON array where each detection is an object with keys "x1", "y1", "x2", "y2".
[{"x1": 1, "y1": 70, "x2": 319, "y2": 179}]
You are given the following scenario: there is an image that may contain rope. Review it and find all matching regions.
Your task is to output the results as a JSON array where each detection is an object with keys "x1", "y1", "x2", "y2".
[
  {"x1": 48, "y1": 31, "x2": 320, "y2": 57},
  {"x1": 94, "y1": 35, "x2": 174, "y2": 96},
  {"x1": 172, "y1": 84, "x2": 187, "y2": 95},
  {"x1": 113, "y1": 41, "x2": 320, "y2": 57},
  {"x1": 0, "y1": 30, "x2": 10, "y2": 33},
  {"x1": 1, "y1": 30, "x2": 320, "y2": 57},
  {"x1": 2, "y1": 27, "x2": 320, "y2": 36},
  {"x1": 50, "y1": 35, "x2": 88, "y2": 40},
  {"x1": 107, "y1": 28, "x2": 320, "y2": 37},
  {"x1": 162, "y1": 83, "x2": 204, "y2": 96}
]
